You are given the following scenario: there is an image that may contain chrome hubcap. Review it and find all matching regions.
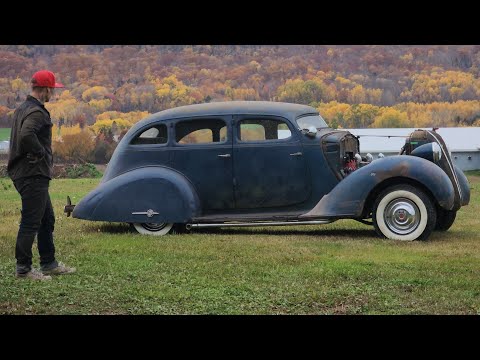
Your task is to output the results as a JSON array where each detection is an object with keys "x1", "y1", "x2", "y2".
[
  {"x1": 141, "y1": 223, "x2": 169, "y2": 232},
  {"x1": 384, "y1": 198, "x2": 420, "y2": 235}
]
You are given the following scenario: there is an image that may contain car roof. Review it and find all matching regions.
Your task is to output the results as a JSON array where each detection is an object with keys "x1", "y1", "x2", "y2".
[{"x1": 137, "y1": 101, "x2": 318, "y2": 125}]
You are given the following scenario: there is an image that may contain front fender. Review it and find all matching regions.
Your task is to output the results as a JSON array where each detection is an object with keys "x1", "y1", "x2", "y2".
[
  {"x1": 301, "y1": 155, "x2": 455, "y2": 218},
  {"x1": 454, "y1": 165, "x2": 470, "y2": 206},
  {"x1": 72, "y1": 166, "x2": 201, "y2": 223}
]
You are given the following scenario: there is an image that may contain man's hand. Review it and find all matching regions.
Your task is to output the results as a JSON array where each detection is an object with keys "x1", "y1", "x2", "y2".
[{"x1": 26, "y1": 153, "x2": 43, "y2": 164}]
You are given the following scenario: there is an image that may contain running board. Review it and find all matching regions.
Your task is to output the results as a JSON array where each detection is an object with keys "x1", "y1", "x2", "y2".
[{"x1": 186, "y1": 220, "x2": 335, "y2": 230}]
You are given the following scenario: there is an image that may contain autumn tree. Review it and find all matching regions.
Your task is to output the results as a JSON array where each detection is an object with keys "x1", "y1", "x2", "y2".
[
  {"x1": 371, "y1": 108, "x2": 409, "y2": 128},
  {"x1": 344, "y1": 104, "x2": 381, "y2": 128},
  {"x1": 152, "y1": 74, "x2": 202, "y2": 110},
  {"x1": 0, "y1": 105, "x2": 11, "y2": 127},
  {"x1": 1, "y1": 44, "x2": 480, "y2": 135},
  {"x1": 52, "y1": 130, "x2": 95, "y2": 163},
  {"x1": 276, "y1": 78, "x2": 334, "y2": 105}
]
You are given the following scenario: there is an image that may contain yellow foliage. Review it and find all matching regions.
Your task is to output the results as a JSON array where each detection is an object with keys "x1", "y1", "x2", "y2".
[
  {"x1": 366, "y1": 88, "x2": 383, "y2": 104},
  {"x1": 371, "y1": 108, "x2": 409, "y2": 128},
  {"x1": 410, "y1": 70, "x2": 479, "y2": 103},
  {"x1": 156, "y1": 85, "x2": 171, "y2": 98},
  {"x1": 11, "y1": 78, "x2": 28, "y2": 92},
  {"x1": 230, "y1": 88, "x2": 259, "y2": 100},
  {"x1": 249, "y1": 61, "x2": 261, "y2": 70},
  {"x1": 96, "y1": 111, "x2": 150, "y2": 124},
  {"x1": 45, "y1": 98, "x2": 79, "y2": 123},
  {"x1": 348, "y1": 85, "x2": 366, "y2": 104},
  {"x1": 319, "y1": 100, "x2": 480, "y2": 128},
  {"x1": 89, "y1": 118, "x2": 132, "y2": 135},
  {"x1": 178, "y1": 129, "x2": 213, "y2": 144},
  {"x1": 60, "y1": 124, "x2": 82, "y2": 138},
  {"x1": 400, "y1": 53, "x2": 414, "y2": 62},
  {"x1": 276, "y1": 77, "x2": 332, "y2": 104},
  {"x1": 51, "y1": 124, "x2": 61, "y2": 141},
  {"x1": 152, "y1": 74, "x2": 198, "y2": 109},
  {"x1": 88, "y1": 98, "x2": 112, "y2": 112},
  {"x1": 49, "y1": 124, "x2": 83, "y2": 143},
  {"x1": 52, "y1": 130, "x2": 95, "y2": 162},
  {"x1": 318, "y1": 101, "x2": 351, "y2": 122},
  {"x1": 335, "y1": 76, "x2": 353, "y2": 88},
  {"x1": 58, "y1": 90, "x2": 75, "y2": 101},
  {"x1": 82, "y1": 86, "x2": 109, "y2": 102},
  {"x1": 395, "y1": 100, "x2": 480, "y2": 127}
]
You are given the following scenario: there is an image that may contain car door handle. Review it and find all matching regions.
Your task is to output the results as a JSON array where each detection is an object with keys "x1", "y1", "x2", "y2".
[
  {"x1": 218, "y1": 154, "x2": 231, "y2": 158},
  {"x1": 290, "y1": 152, "x2": 303, "y2": 156}
]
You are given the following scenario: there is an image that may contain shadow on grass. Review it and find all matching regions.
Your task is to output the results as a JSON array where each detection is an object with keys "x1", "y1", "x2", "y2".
[
  {"x1": 192, "y1": 227, "x2": 377, "y2": 238},
  {"x1": 86, "y1": 222, "x2": 378, "y2": 238},
  {"x1": 84, "y1": 222, "x2": 455, "y2": 243},
  {"x1": 85, "y1": 223, "x2": 134, "y2": 234}
]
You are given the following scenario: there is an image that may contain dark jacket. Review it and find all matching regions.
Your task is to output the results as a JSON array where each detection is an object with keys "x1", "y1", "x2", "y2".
[{"x1": 7, "y1": 95, "x2": 53, "y2": 181}]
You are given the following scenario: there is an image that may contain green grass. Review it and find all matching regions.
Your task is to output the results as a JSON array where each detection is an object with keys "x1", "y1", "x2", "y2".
[
  {"x1": 0, "y1": 128, "x2": 10, "y2": 141},
  {"x1": 0, "y1": 175, "x2": 479, "y2": 314},
  {"x1": 465, "y1": 170, "x2": 480, "y2": 177}
]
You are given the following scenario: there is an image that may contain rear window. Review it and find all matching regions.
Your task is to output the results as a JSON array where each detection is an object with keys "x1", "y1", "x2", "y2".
[{"x1": 131, "y1": 124, "x2": 168, "y2": 145}]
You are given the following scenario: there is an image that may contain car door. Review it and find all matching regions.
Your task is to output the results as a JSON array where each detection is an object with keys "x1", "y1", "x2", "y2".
[
  {"x1": 170, "y1": 116, "x2": 234, "y2": 210},
  {"x1": 233, "y1": 115, "x2": 311, "y2": 209}
]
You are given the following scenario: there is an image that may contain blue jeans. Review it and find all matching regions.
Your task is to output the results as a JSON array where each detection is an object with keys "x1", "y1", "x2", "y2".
[{"x1": 13, "y1": 175, "x2": 58, "y2": 274}]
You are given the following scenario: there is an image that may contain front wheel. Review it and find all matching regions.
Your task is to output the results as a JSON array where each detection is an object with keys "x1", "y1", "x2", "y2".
[
  {"x1": 373, "y1": 184, "x2": 436, "y2": 241},
  {"x1": 132, "y1": 222, "x2": 174, "y2": 236},
  {"x1": 435, "y1": 208, "x2": 457, "y2": 231}
]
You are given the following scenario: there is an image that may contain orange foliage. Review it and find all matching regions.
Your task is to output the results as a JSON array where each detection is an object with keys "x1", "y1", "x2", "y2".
[{"x1": 52, "y1": 130, "x2": 95, "y2": 163}]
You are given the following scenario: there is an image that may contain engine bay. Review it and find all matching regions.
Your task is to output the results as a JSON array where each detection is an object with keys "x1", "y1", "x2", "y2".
[{"x1": 321, "y1": 130, "x2": 369, "y2": 179}]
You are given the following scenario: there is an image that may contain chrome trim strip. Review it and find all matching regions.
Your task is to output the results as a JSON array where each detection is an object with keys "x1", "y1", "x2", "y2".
[
  {"x1": 187, "y1": 220, "x2": 335, "y2": 228},
  {"x1": 132, "y1": 209, "x2": 159, "y2": 218},
  {"x1": 427, "y1": 130, "x2": 462, "y2": 199}
]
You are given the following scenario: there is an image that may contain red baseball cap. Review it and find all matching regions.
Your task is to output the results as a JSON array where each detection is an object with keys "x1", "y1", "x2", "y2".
[{"x1": 31, "y1": 70, "x2": 64, "y2": 88}]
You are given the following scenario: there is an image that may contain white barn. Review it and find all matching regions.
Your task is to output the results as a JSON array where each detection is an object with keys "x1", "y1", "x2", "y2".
[
  {"x1": 347, "y1": 127, "x2": 480, "y2": 171},
  {"x1": 0, "y1": 141, "x2": 8, "y2": 153}
]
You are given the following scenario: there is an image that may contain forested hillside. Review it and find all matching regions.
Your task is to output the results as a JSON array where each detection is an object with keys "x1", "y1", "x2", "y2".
[{"x1": 1, "y1": 45, "x2": 479, "y2": 162}]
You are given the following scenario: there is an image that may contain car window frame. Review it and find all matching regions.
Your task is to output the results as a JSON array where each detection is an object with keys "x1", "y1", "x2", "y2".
[
  {"x1": 128, "y1": 122, "x2": 171, "y2": 148},
  {"x1": 234, "y1": 114, "x2": 298, "y2": 145},
  {"x1": 172, "y1": 115, "x2": 231, "y2": 147}
]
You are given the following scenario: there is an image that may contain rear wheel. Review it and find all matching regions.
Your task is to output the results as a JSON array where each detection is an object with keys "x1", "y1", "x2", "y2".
[
  {"x1": 435, "y1": 208, "x2": 456, "y2": 231},
  {"x1": 132, "y1": 222, "x2": 174, "y2": 236},
  {"x1": 373, "y1": 184, "x2": 436, "y2": 241}
]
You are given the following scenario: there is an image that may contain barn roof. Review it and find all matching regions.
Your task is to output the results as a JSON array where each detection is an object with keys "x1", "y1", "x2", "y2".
[{"x1": 347, "y1": 127, "x2": 480, "y2": 153}]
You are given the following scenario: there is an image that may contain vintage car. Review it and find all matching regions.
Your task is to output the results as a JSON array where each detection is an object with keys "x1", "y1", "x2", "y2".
[{"x1": 65, "y1": 101, "x2": 470, "y2": 241}]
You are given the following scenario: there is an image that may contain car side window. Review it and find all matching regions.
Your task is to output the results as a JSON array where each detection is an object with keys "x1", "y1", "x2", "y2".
[
  {"x1": 130, "y1": 124, "x2": 168, "y2": 145},
  {"x1": 175, "y1": 119, "x2": 227, "y2": 144},
  {"x1": 238, "y1": 118, "x2": 292, "y2": 142}
]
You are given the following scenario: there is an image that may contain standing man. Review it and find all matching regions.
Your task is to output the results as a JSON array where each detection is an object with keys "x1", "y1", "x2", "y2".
[{"x1": 8, "y1": 70, "x2": 76, "y2": 281}]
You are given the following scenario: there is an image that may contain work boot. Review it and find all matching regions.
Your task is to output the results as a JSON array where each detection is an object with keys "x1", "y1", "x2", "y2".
[
  {"x1": 42, "y1": 262, "x2": 76, "y2": 276},
  {"x1": 16, "y1": 268, "x2": 52, "y2": 281}
]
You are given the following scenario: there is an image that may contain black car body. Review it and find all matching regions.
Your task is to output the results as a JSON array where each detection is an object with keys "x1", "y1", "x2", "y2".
[{"x1": 67, "y1": 101, "x2": 470, "y2": 241}]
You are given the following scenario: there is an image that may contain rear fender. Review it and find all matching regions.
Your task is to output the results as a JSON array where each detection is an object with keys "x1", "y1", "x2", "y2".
[
  {"x1": 301, "y1": 155, "x2": 455, "y2": 218},
  {"x1": 72, "y1": 166, "x2": 201, "y2": 223}
]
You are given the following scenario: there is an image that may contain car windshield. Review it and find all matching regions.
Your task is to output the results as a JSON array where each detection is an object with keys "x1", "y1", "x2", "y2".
[{"x1": 296, "y1": 114, "x2": 328, "y2": 130}]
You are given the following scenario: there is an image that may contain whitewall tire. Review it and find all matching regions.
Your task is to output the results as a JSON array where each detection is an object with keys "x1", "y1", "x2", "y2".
[
  {"x1": 373, "y1": 185, "x2": 436, "y2": 241},
  {"x1": 133, "y1": 222, "x2": 174, "y2": 236}
]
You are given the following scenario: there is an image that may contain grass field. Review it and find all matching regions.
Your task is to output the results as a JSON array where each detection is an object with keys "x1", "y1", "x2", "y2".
[
  {"x1": 0, "y1": 128, "x2": 10, "y2": 141},
  {"x1": 0, "y1": 174, "x2": 479, "y2": 315}
]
